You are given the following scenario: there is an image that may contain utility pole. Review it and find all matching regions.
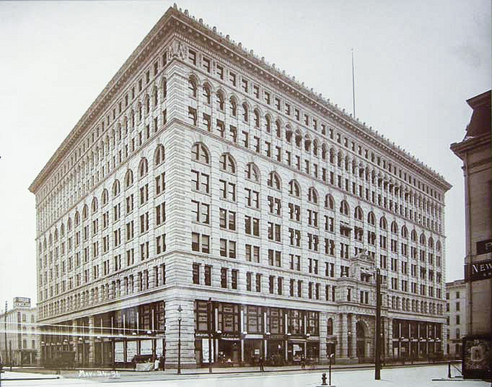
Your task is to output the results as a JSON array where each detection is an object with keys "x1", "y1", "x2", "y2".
[{"x1": 375, "y1": 268, "x2": 382, "y2": 380}]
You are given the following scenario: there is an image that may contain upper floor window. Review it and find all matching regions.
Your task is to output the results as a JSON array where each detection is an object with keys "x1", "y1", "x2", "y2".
[
  {"x1": 220, "y1": 153, "x2": 236, "y2": 174},
  {"x1": 154, "y1": 144, "x2": 165, "y2": 166},
  {"x1": 191, "y1": 143, "x2": 210, "y2": 164},
  {"x1": 139, "y1": 158, "x2": 148, "y2": 178},
  {"x1": 245, "y1": 162, "x2": 260, "y2": 182},
  {"x1": 267, "y1": 171, "x2": 281, "y2": 190},
  {"x1": 340, "y1": 200, "x2": 349, "y2": 216},
  {"x1": 289, "y1": 180, "x2": 301, "y2": 197},
  {"x1": 308, "y1": 187, "x2": 318, "y2": 204}
]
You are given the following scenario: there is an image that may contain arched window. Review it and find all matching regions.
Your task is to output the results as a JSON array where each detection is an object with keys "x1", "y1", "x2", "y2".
[
  {"x1": 60, "y1": 223, "x2": 65, "y2": 238},
  {"x1": 188, "y1": 76, "x2": 197, "y2": 98},
  {"x1": 203, "y1": 83, "x2": 211, "y2": 104},
  {"x1": 113, "y1": 180, "x2": 121, "y2": 197},
  {"x1": 191, "y1": 143, "x2": 210, "y2": 164},
  {"x1": 125, "y1": 169, "x2": 134, "y2": 188},
  {"x1": 245, "y1": 163, "x2": 260, "y2": 182},
  {"x1": 313, "y1": 140, "x2": 319, "y2": 156},
  {"x1": 285, "y1": 125, "x2": 293, "y2": 143},
  {"x1": 275, "y1": 120, "x2": 282, "y2": 138},
  {"x1": 401, "y1": 225, "x2": 408, "y2": 238},
  {"x1": 368, "y1": 211, "x2": 376, "y2": 225},
  {"x1": 428, "y1": 237, "x2": 434, "y2": 249},
  {"x1": 101, "y1": 189, "x2": 109, "y2": 206},
  {"x1": 267, "y1": 171, "x2": 281, "y2": 190},
  {"x1": 295, "y1": 130, "x2": 302, "y2": 147},
  {"x1": 265, "y1": 115, "x2": 272, "y2": 133},
  {"x1": 253, "y1": 109, "x2": 260, "y2": 128},
  {"x1": 242, "y1": 102, "x2": 249, "y2": 122},
  {"x1": 380, "y1": 217, "x2": 387, "y2": 230},
  {"x1": 325, "y1": 194, "x2": 334, "y2": 210},
  {"x1": 308, "y1": 187, "x2": 318, "y2": 204},
  {"x1": 411, "y1": 230, "x2": 418, "y2": 242},
  {"x1": 154, "y1": 144, "x2": 165, "y2": 166},
  {"x1": 219, "y1": 153, "x2": 236, "y2": 174},
  {"x1": 420, "y1": 233, "x2": 426, "y2": 245},
  {"x1": 139, "y1": 158, "x2": 149, "y2": 178},
  {"x1": 82, "y1": 204, "x2": 89, "y2": 220},
  {"x1": 54, "y1": 229, "x2": 58, "y2": 242},
  {"x1": 354, "y1": 206, "x2": 363, "y2": 221},
  {"x1": 391, "y1": 221, "x2": 398, "y2": 234},
  {"x1": 436, "y1": 240, "x2": 442, "y2": 252},
  {"x1": 216, "y1": 91, "x2": 225, "y2": 111},
  {"x1": 67, "y1": 217, "x2": 72, "y2": 232},
  {"x1": 340, "y1": 200, "x2": 349, "y2": 216},
  {"x1": 327, "y1": 318, "x2": 333, "y2": 336},
  {"x1": 230, "y1": 97, "x2": 237, "y2": 117},
  {"x1": 91, "y1": 197, "x2": 98, "y2": 213},
  {"x1": 289, "y1": 180, "x2": 301, "y2": 197}
]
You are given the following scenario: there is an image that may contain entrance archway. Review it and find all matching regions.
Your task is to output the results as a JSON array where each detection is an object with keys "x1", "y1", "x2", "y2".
[{"x1": 356, "y1": 321, "x2": 366, "y2": 360}]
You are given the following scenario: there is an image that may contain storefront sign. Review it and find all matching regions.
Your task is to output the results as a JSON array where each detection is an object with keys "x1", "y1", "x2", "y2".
[
  {"x1": 115, "y1": 342, "x2": 124, "y2": 363},
  {"x1": 13, "y1": 297, "x2": 31, "y2": 308},
  {"x1": 476, "y1": 239, "x2": 492, "y2": 255},
  {"x1": 202, "y1": 338, "x2": 215, "y2": 363},
  {"x1": 140, "y1": 340, "x2": 152, "y2": 355},
  {"x1": 465, "y1": 258, "x2": 492, "y2": 282},
  {"x1": 127, "y1": 341, "x2": 137, "y2": 361}
]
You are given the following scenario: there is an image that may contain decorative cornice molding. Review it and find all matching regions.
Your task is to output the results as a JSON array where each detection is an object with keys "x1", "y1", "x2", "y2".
[{"x1": 30, "y1": 4, "x2": 451, "y2": 195}]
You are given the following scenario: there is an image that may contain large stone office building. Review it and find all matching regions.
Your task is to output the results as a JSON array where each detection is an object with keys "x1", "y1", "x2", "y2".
[
  {"x1": 445, "y1": 279, "x2": 467, "y2": 358},
  {"x1": 29, "y1": 6, "x2": 450, "y2": 368}
]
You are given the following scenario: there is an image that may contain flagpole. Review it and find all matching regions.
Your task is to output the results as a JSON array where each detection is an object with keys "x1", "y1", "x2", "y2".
[{"x1": 351, "y1": 48, "x2": 356, "y2": 117}]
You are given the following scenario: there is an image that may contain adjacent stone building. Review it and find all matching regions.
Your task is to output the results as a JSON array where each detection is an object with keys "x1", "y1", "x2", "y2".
[
  {"x1": 445, "y1": 280, "x2": 467, "y2": 358},
  {"x1": 29, "y1": 6, "x2": 450, "y2": 368},
  {"x1": 450, "y1": 90, "x2": 491, "y2": 379},
  {"x1": 0, "y1": 297, "x2": 38, "y2": 366}
]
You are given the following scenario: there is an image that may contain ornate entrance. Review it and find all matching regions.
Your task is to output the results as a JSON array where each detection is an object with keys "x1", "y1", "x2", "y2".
[{"x1": 356, "y1": 321, "x2": 365, "y2": 358}]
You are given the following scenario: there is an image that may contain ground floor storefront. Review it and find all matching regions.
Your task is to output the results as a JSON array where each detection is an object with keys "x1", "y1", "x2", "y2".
[{"x1": 38, "y1": 298, "x2": 444, "y2": 368}]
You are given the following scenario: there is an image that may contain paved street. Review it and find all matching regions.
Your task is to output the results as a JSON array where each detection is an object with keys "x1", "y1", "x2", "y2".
[{"x1": 0, "y1": 365, "x2": 489, "y2": 387}]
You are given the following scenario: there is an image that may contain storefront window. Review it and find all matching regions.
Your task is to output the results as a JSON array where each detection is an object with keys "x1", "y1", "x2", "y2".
[
  {"x1": 306, "y1": 311, "x2": 319, "y2": 335},
  {"x1": 287, "y1": 309, "x2": 303, "y2": 334},
  {"x1": 267, "y1": 308, "x2": 284, "y2": 334},
  {"x1": 218, "y1": 303, "x2": 239, "y2": 333},
  {"x1": 246, "y1": 306, "x2": 263, "y2": 333},
  {"x1": 195, "y1": 300, "x2": 211, "y2": 333}
]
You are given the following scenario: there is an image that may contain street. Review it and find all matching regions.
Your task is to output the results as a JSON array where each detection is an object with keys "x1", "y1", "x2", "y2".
[{"x1": 0, "y1": 364, "x2": 489, "y2": 387}]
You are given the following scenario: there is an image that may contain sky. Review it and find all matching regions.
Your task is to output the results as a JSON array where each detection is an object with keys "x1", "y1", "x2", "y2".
[{"x1": 0, "y1": 0, "x2": 490, "y2": 308}]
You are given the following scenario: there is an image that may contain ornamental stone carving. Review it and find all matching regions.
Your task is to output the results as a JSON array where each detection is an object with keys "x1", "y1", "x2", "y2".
[{"x1": 169, "y1": 39, "x2": 188, "y2": 61}]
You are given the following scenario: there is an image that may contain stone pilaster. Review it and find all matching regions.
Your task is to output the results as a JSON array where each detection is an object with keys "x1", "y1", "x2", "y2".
[
  {"x1": 319, "y1": 311, "x2": 328, "y2": 364},
  {"x1": 164, "y1": 296, "x2": 196, "y2": 368},
  {"x1": 88, "y1": 315, "x2": 95, "y2": 367},
  {"x1": 350, "y1": 314, "x2": 357, "y2": 359},
  {"x1": 72, "y1": 320, "x2": 79, "y2": 365}
]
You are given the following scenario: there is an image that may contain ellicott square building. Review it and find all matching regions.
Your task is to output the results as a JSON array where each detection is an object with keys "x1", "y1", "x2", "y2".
[{"x1": 29, "y1": 5, "x2": 450, "y2": 368}]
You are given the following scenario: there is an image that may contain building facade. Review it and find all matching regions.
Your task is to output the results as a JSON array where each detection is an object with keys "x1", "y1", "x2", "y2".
[
  {"x1": 445, "y1": 280, "x2": 467, "y2": 358},
  {"x1": 0, "y1": 297, "x2": 38, "y2": 366},
  {"x1": 29, "y1": 6, "x2": 450, "y2": 368},
  {"x1": 450, "y1": 90, "x2": 491, "y2": 379}
]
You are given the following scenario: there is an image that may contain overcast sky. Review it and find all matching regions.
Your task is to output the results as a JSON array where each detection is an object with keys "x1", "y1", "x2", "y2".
[{"x1": 0, "y1": 0, "x2": 490, "y2": 307}]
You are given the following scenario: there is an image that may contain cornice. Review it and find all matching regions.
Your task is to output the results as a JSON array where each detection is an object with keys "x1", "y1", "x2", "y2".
[
  {"x1": 169, "y1": 6, "x2": 450, "y2": 191},
  {"x1": 450, "y1": 132, "x2": 491, "y2": 160},
  {"x1": 29, "y1": 4, "x2": 451, "y2": 196}
]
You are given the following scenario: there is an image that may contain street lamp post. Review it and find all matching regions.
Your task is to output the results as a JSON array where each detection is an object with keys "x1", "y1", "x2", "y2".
[
  {"x1": 207, "y1": 298, "x2": 212, "y2": 374},
  {"x1": 177, "y1": 305, "x2": 182, "y2": 375},
  {"x1": 375, "y1": 267, "x2": 382, "y2": 380}
]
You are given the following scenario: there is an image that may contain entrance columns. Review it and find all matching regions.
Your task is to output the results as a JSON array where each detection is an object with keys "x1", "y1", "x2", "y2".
[{"x1": 350, "y1": 315, "x2": 357, "y2": 359}]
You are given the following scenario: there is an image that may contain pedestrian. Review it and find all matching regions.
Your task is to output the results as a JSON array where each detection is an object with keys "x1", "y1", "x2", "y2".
[
  {"x1": 259, "y1": 355, "x2": 264, "y2": 372},
  {"x1": 301, "y1": 355, "x2": 306, "y2": 369},
  {"x1": 159, "y1": 353, "x2": 165, "y2": 371}
]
